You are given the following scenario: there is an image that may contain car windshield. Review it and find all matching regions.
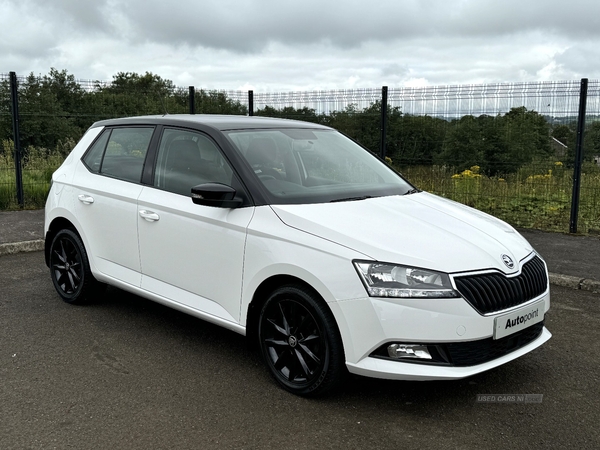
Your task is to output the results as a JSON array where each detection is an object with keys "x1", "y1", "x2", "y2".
[{"x1": 225, "y1": 128, "x2": 414, "y2": 204}]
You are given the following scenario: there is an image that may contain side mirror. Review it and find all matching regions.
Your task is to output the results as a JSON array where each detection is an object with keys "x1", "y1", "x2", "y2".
[{"x1": 191, "y1": 183, "x2": 243, "y2": 208}]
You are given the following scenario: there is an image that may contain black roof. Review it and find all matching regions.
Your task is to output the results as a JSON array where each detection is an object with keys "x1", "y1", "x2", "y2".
[{"x1": 91, "y1": 114, "x2": 331, "y2": 132}]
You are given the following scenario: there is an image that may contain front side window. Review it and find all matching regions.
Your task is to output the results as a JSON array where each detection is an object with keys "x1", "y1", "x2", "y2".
[
  {"x1": 226, "y1": 129, "x2": 413, "y2": 204},
  {"x1": 154, "y1": 128, "x2": 234, "y2": 196},
  {"x1": 82, "y1": 127, "x2": 154, "y2": 183}
]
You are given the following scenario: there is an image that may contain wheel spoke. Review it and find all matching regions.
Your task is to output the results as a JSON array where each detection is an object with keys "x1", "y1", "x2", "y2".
[
  {"x1": 69, "y1": 267, "x2": 81, "y2": 283},
  {"x1": 287, "y1": 354, "x2": 300, "y2": 381},
  {"x1": 54, "y1": 248, "x2": 66, "y2": 264},
  {"x1": 294, "y1": 348, "x2": 311, "y2": 377},
  {"x1": 52, "y1": 262, "x2": 66, "y2": 271},
  {"x1": 55, "y1": 270, "x2": 66, "y2": 289},
  {"x1": 267, "y1": 318, "x2": 289, "y2": 337},
  {"x1": 300, "y1": 333, "x2": 319, "y2": 343},
  {"x1": 298, "y1": 342, "x2": 320, "y2": 364},
  {"x1": 264, "y1": 338, "x2": 288, "y2": 347},
  {"x1": 273, "y1": 349, "x2": 290, "y2": 371},
  {"x1": 278, "y1": 302, "x2": 291, "y2": 334},
  {"x1": 293, "y1": 313, "x2": 310, "y2": 336},
  {"x1": 67, "y1": 271, "x2": 76, "y2": 292},
  {"x1": 60, "y1": 240, "x2": 68, "y2": 263}
]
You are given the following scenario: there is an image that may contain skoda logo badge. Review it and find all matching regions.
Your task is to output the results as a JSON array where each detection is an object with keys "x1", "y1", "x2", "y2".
[{"x1": 501, "y1": 254, "x2": 514, "y2": 269}]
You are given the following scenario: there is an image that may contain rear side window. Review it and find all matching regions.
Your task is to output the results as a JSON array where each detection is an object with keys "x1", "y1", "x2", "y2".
[
  {"x1": 82, "y1": 127, "x2": 154, "y2": 183},
  {"x1": 82, "y1": 130, "x2": 110, "y2": 173}
]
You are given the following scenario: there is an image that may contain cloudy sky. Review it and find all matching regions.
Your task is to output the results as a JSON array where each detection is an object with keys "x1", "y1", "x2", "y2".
[{"x1": 2, "y1": 0, "x2": 600, "y2": 91}]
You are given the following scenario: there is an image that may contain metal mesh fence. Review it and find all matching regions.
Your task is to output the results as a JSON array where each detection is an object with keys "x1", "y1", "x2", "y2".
[
  {"x1": 0, "y1": 73, "x2": 16, "y2": 209},
  {"x1": 254, "y1": 88, "x2": 381, "y2": 114},
  {"x1": 248, "y1": 81, "x2": 600, "y2": 234},
  {"x1": 1, "y1": 72, "x2": 599, "y2": 234}
]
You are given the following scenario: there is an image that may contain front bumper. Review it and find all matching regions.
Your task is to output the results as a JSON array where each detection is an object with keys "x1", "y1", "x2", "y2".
[
  {"x1": 332, "y1": 290, "x2": 551, "y2": 380},
  {"x1": 346, "y1": 327, "x2": 551, "y2": 380}
]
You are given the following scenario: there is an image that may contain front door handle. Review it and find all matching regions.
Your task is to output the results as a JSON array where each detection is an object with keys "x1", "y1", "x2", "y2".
[
  {"x1": 139, "y1": 210, "x2": 160, "y2": 222},
  {"x1": 78, "y1": 194, "x2": 94, "y2": 204}
]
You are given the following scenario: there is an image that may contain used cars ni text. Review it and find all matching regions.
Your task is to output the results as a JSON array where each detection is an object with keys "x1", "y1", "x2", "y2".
[{"x1": 45, "y1": 115, "x2": 551, "y2": 395}]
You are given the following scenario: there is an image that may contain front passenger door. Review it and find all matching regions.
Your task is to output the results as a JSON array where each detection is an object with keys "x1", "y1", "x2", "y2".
[{"x1": 137, "y1": 128, "x2": 254, "y2": 324}]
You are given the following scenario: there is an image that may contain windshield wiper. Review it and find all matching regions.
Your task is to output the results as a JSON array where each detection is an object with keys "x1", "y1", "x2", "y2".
[
  {"x1": 330, "y1": 195, "x2": 374, "y2": 203},
  {"x1": 404, "y1": 188, "x2": 420, "y2": 195}
]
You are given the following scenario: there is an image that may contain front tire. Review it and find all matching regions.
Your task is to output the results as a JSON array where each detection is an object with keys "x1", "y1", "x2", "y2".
[
  {"x1": 49, "y1": 229, "x2": 104, "y2": 304},
  {"x1": 258, "y1": 285, "x2": 345, "y2": 396}
]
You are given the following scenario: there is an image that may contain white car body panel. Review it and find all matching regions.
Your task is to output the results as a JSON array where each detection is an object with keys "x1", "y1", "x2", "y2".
[
  {"x1": 71, "y1": 161, "x2": 144, "y2": 286},
  {"x1": 240, "y1": 205, "x2": 369, "y2": 309},
  {"x1": 271, "y1": 193, "x2": 533, "y2": 274},
  {"x1": 331, "y1": 290, "x2": 550, "y2": 366},
  {"x1": 137, "y1": 187, "x2": 254, "y2": 322},
  {"x1": 346, "y1": 328, "x2": 552, "y2": 380}
]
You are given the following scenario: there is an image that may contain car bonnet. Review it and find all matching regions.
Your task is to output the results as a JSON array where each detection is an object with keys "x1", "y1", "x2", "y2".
[{"x1": 270, "y1": 192, "x2": 534, "y2": 275}]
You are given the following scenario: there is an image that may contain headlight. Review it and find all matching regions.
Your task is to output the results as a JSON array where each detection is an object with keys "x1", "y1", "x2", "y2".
[{"x1": 353, "y1": 261, "x2": 459, "y2": 298}]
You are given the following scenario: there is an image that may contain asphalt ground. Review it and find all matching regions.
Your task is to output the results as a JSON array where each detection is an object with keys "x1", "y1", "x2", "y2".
[{"x1": 1, "y1": 251, "x2": 599, "y2": 449}]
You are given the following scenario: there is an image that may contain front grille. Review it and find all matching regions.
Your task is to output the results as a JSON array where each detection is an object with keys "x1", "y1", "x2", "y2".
[
  {"x1": 442, "y1": 321, "x2": 545, "y2": 366},
  {"x1": 453, "y1": 255, "x2": 547, "y2": 314}
]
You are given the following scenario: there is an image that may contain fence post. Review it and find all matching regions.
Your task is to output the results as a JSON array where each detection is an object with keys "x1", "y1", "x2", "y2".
[
  {"x1": 9, "y1": 72, "x2": 24, "y2": 208},
  {"x1": 380, "y1": 86, "x2": 388, "y2": 159},
  {"x1": 189, "y1": 86, "x2": 195, "y2": 114},
  {"x1": 248, "y1": 90, "x2": 254, "y2": 116},
  {"x1": 569, "y1": 78, "x2": 588, "y2": 233}
]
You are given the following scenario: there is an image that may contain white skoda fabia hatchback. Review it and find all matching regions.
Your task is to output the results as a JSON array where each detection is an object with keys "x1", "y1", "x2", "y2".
[{"x1": 45, "y1": 115, "x2": 551, "y2": 396}]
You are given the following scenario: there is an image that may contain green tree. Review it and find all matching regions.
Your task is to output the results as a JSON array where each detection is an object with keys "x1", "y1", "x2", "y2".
[
  {"x1": 91, "y1": 71, "x2": 182, "y2": 118},
  {"x1": 256, "y1": 105, "x2": 318, "y2": 121},
  {"x1": 436, "y1": 115, "x2": 483, "y2": 170},
  {"x1": 502, "y1": 106, "x2": 551, "y2": 164},
  {"x1": 18, "y1": 69, "x2": 86, "y2": 151},
  {"x1": 437, "y1": 107, "x2": 552, "y2": 175},
  {"x1": 583, "y1": 121, "x2": 600, "y2": 161},
  {"x1": 388, "y1": 114, "x2": 448, "y2": 166},
  {"x1": 326, "y1": 104, "x2": 364, "y2": 142},
  {"x1": 478, "y1": 114, "x2": 513, "y2": 176},
  {"x1": 193, "y1": 90, "x2": 247, "y2": 115},
  {"x1": 0, "y1": 77, "x2": 12, "y2": 150},
  {"x1": 552, "y1": 124, "x2": 574, "y2": 148}
]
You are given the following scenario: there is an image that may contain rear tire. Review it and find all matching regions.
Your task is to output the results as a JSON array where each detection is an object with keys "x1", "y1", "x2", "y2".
[
  {"x1": 258, "y1": 285, "x2": 345, "y2": 396},
  {"x1": 49, "y1": 229, "x2": 105, "y2": 304}
]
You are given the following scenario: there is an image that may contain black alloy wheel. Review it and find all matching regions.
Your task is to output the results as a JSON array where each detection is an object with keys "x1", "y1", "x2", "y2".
[
  {"x1": 49, "y1": 229, "x2": 103, "y2": 304},
  {"x1": 258, "y1": 285, "x2": 345, "y2": 396}
]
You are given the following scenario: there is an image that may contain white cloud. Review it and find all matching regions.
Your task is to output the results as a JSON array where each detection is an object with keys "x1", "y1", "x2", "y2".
[{"x1": 1, "y1": 0, "x2": 600, "y2": 90}]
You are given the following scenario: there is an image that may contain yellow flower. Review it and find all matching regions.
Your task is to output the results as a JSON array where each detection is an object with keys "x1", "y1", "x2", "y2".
[{"x1": 554, "y1": 161, "x2": 563, "y2": 167}]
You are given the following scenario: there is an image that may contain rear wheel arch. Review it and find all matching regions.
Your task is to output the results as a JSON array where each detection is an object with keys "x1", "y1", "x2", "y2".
[
  {"x1": 48, "y1": 227, "x2": 106, "y2": 304},
  {"x1": 45, "y1": 217, "x2": 78, "y2": 267}
]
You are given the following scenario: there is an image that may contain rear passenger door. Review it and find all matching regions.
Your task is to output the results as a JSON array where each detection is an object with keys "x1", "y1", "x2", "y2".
[
  {"x1": 137, "y1": 128, "x2": 254, "y2": 324},
  {"x1": 72, "y1": 126, "x2": 155, "y2": 286}
]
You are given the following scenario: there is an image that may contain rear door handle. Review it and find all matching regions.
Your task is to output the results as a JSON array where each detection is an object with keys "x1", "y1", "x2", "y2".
[
  {"x1": 139, "y1": 210, "x2": 160, "y2": 222},
  {"x1": 78, "y1": 194, "x2": 94, "y2": 204}
]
